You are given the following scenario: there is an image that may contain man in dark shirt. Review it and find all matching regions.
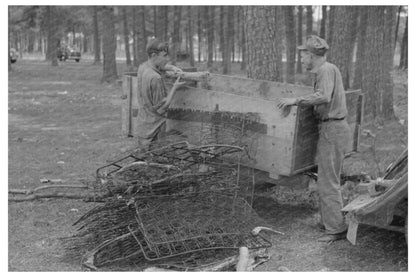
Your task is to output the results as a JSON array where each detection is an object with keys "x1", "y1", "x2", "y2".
[
  {"x1": 277, "y1": 35, "x2": 351, "y2": 243},
  {"x1": 137, "y1": 39, "x2": 186, "y2": 149}
]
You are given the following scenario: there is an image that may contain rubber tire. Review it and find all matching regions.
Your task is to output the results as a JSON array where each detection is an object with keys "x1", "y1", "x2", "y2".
[{"x1": 75, "y1": 59, "x2": 80, "y2": 62}]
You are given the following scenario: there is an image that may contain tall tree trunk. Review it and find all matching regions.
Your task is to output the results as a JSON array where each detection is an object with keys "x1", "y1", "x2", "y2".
[
  {"x1": 45, "y1": 6, "x2": 58, "y2": 66},
  {"x1": 185, "y1": 25, "x2": 189, "y2": 54},
  {"x1": 353, "y1": 7, "x2": 368, "y2": 89},
  {"x1": 172, "y1": 6, "x2": 182, "y2": 65},
  {"x1": 240, "y1": 6, "x2": 246, "y2": 70},
  {"x1": 198, "y1": 7, "x2": 202, "y2": 62},
  {"x1": 306, "y1": 6, "x2": 313, "y2": 35},
  {"x1": 122, "y1": 7, "x2": 131, "y2": 67},
  {"x1": 347, "y1": 7, "x2": 359, "y2": 89},
  {"x1": 362, "y1": 6, "x2": 385, "y2": 119},
  {"x1": 284, "y1": 6, "x2": 296, "y2": 84},
  {"x1": 220, "y1": 6, "x2": 225, "y2": 64},
  {"x1": 27, "y1": 30, "x2": 35, "y2": 53},
  {"x1": 82, "y1": 30, "x2": 88, "y2": 53},
  {"x1": 231, "y1": 8, "x2": 235, "y2": 63},
  {"x1": 244, "y1": 6, "x2": 280, "y2": 81},
  {"x1": 381, "y1": 6, "x2": 397, "y2": 120},
  {"x1": 399, "y1": 15, "x2": 408, "y2": 69},
  {"x1": 8, "y1": 7, "x2": 12, "y2": 72},
  {"x1": 274, "y1": 7, "x2": 285, "y2": 82},
  {"x1": 328, "y1": 6, "x2": 335, "y2": 47},
  {"x1": 296, "y1": 6, "x2": 303, "y2": 74},
  {"x1": 155, "y1": 6, "x2": 166, "y2": 40},
  {"x1": 36, "y1": 33, "x2": 42, "y2": 52},
  {"x1": 394, "y1": 6, "x2": 402, "y2": 49},
  {"x1": 206, "y1": 6, "x2": 214, "y2": 68},
  {"x1": 230, "y1": 6, "x2": 235, "y2": 64},
  {"x1": 101, "y1": 6, "x2": 118, "y2": 83},
  {"x1": 163, "y1": 6, "x2": 169, "y2": 41},
  {"x1": 223, "y1": 6, "x2": 233, "y2": 74},
  {"x1": 93, "y1": 6, "x2": 101, "y2": 64},
  {"x1": 220, "y1": 6, "x2": 226, "y2": 62},
  {"x1": 153, "y1": 6, "x2": 157, "y2": 37},
  {"x1": 187, "y1": 6, "x2": 195, "y2": 67},
  {"x1": 328, "y1": 6, "x2": 357, "y2": 89},
  {"x1": 132, "y1": 7, "x2": 138, "y2": 67},
  {"x1": 319, "y1": 5, "x2": 327, "y2": 38},
  {"x1": 138, "y1": 6, "x2": 147, "y2": 65},
  {"x1": 236, "y1": 6, "x2": 240, "y2": 63}
]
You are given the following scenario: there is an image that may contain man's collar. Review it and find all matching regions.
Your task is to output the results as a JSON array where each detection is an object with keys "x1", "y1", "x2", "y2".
[
  {"x1": 310, "y1": 58, "x2": 326, "y2": 74},
  {"x1": 147, "y1": 61, "x2": 161, "y2": 74}
]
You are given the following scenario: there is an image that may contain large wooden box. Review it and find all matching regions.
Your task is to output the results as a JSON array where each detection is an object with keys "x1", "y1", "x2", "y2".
[{"x1": 122, "y1": 73, "x2": 364, "y2": 178}]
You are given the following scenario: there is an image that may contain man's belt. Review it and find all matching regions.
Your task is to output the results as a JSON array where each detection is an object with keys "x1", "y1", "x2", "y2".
[{"x1": 320, "y1": 117, "x2": 345, "y2": 123}]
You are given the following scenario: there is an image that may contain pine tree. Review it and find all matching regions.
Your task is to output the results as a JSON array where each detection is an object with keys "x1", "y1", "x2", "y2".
[
  {"x1": 284, "y1": 6, "x2": 296, "y2": 84},
  {"x1": 101, "y1": 6, "x2": 118, "y2": 83},
  {"x1": 244, "y1": 6, "x2": 281, "y2": 81}
]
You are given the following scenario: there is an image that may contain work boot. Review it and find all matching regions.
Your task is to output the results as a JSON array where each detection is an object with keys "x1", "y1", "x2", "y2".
[{"x1": 317, "y1": 230, "x2": 347, "y2": 243}]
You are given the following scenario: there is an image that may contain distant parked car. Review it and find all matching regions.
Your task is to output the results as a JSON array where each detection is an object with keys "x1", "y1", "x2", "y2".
[
  {"x1": 10, "y1": 48, "x2": 18, "y2": 63},
  {"x1": 57, "y1": 47, "x2": 81, "y2": 62},
  {"x1": 67, "y1": 48, "x2": 81, "y2": 62},
  {"x1": 57, "y1": 47, "x2": 69, "y2": 61}
]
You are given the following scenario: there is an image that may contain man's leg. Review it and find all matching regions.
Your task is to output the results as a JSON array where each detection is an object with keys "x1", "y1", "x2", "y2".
[
  {"x1": 316, "y1": 122, "x2": 348, "y2": 236},
  {"x1": 148, "y1": 122, "x2": 167, "y2": 150}
]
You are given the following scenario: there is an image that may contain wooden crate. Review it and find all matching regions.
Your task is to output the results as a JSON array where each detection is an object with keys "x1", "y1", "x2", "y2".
[{"x1": 121, "y1": 73, "x2": 364, "y2": 178}]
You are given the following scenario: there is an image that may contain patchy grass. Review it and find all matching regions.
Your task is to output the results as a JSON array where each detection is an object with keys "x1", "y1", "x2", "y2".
[{"x1": 8, "y1": 59, "x2": 407, "y2": 271}]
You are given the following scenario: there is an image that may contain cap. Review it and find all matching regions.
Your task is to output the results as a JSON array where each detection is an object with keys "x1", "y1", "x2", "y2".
[{"x1": 297, "y1": 35, "x2": 329, "y2": 56}]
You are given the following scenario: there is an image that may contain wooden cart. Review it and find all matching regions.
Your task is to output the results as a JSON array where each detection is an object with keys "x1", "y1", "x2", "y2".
[{"x1": 121, "y1": 72, "x2": 364, "y2": 180}]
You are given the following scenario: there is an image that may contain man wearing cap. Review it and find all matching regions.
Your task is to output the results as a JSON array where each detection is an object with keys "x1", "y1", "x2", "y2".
[
  {"x1": 277, "y1": 35, "x2": 351, "y2": 243},
  {"x1": 136, "y1": 38, "x2": 186, "y2": 149}
]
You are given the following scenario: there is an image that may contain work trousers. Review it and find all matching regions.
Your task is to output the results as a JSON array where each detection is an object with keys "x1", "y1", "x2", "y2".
[
  {"x1": 139, "y1": 121, "x2": 167, "y2": 151},
  {"x1": 317, "y1": 119, "x2": 351, "y2": 234}
]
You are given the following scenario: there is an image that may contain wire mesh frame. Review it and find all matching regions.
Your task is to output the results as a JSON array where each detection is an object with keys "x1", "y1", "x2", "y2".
[
  {"x1": 69, "y1": 120, "x2": 264, "y2": 265},
  {"x1": 128, "y1": 224, "x2": 271, "y2": 262},
  {"x1": 95, "y1": 142, "x2": 255, "y2": 199},
  {"x1": 129, "y1": 193, "x2": 272, "y2": 261},
  {"x1": 80, "y1": 231, "x2": 144, "y2": 269},
  {"x1": 97, "y1": 142, "x2": 247, "y2": 175}
]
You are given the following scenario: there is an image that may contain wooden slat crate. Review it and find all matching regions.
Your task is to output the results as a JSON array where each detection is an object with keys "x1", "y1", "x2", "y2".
[{"x1": 121, "y1": 73, "x2": 364, "y2": 178}]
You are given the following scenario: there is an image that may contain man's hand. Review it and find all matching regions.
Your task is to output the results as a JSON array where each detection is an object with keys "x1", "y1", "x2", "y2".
[
  {"x1": 276, "y1": 98, "x2": 297, "y2": 109},
  {"x1": 164, "y1": 64, "x2": 183, "y2": 74},
  {"x1": 172, "y1": 76, "x2": 187, "y2": 90}
]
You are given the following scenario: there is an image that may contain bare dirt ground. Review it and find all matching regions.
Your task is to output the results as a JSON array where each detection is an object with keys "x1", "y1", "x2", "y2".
[{"x1": 8, "y1": 59, "x2": 408, "y2": 271}]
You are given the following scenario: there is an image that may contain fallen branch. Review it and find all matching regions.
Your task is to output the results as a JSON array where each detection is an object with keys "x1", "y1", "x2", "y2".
[
  {"x1": 115, "y1": 161, "x2": 180, "y2": 175},
  {"x1": 199, "y1": 254, "x2": 240, "y2": 271},
  {"x1": 9, "y1": 191, "x2": 96, "y2": 202},
  {"x1": 9, "y1": 184, "x2": 88, "y2": 195},
  {"x1": 143, "y1": 248, "x2": 268, "y2": 272}
]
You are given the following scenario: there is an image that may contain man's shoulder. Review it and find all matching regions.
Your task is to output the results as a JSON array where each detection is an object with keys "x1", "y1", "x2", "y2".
[
  {"x1": 317, "y1": 62, "x2": 340, "y2": 75},
  {"x1": 322, "y1": 61, "x2": 337, "y2": 70},
  {"x1": 138, "y1": 63, "x2": 162, "y2": 80}
]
